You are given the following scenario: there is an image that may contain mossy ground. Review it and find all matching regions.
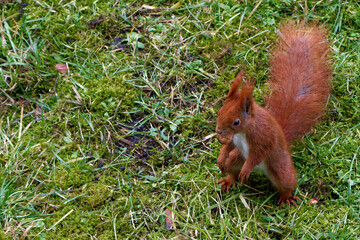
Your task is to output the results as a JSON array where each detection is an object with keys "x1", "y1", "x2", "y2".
[{"x1": 1, "y1": 0, "x2": 359, "y2": 239}]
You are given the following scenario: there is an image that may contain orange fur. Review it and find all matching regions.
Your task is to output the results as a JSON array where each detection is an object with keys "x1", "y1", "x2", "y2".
[
  {"x1": 215, "y1": 22, "x2": 331, "y2": 208},
  {"x1": 267, "y1": 22, "x2": 331, "y2": 145}
]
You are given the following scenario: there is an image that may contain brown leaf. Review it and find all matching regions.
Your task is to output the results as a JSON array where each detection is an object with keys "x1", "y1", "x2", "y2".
[
  {"x1": 55, "y1": 63, "x2": 69, "y2": 75},
  {"x1": 165, "y1": 208, "x2": 174, "y2": 230}
]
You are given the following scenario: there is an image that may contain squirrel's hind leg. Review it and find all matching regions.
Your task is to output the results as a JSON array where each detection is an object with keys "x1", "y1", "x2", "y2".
[{"x1": 266, "y1": 151, "x2": 299, "y2": 208}]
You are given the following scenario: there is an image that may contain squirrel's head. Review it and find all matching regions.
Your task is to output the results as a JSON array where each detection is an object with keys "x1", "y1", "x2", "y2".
[{"x1": 216, "y1": 71, "x2": 255, "y2": 144}]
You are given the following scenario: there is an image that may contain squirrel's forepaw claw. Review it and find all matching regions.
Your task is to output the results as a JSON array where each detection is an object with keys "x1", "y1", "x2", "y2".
[{"x1": 278, "y1": 194, "x2": 299, "y2": 209}]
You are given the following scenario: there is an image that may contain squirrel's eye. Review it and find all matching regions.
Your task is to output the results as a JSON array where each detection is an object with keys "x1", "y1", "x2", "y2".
[{"x1": 233, "y1": 120, "x2": 240, "y2": 126}]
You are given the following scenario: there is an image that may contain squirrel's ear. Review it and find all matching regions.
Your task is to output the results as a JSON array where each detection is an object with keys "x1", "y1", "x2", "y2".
[
  {"x1": 228, "y1": 70, "x2": 245, "y2": 98},
  {"x1": 239, "y1": 82, "x2": 254, "y2": 115},
  {"x1": 244, "y1": 97, "x2": 251, "y2": 114}
]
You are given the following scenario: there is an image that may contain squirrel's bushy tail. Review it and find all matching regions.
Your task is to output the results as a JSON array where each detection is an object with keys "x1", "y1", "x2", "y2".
[{"x1": 266, "y1": 22, "x2": 332, "y2": 145}]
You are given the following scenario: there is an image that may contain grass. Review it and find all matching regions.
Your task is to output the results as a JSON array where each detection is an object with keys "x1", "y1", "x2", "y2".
[{"x1": 0, "y1": 0, "x2": 359, "y2": 239}]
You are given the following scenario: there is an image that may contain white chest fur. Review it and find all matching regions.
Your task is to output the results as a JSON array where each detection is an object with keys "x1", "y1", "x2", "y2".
[
  {"x1": 233, "y1": 133, "x2": 249, "y2": 159},
  {"x1": 233, "y1": 133, "x2": 268, "y2": 176}
]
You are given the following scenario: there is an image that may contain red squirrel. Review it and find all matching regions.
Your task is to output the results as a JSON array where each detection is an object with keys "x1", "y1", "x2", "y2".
[{"x1": 215, "y1": 22, "x2": 331, "y2": 208}]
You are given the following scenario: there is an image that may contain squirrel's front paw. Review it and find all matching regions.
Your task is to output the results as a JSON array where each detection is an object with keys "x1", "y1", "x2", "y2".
[
  {"x1": 217, "y1": 153, "x2": 228, "y2": 174},
  {"x1": 239, "y1": 168, "x2": 251, "y2": 184},
  {"x1": 218, "y1": 174, "x2": 237, "y2": 192}
]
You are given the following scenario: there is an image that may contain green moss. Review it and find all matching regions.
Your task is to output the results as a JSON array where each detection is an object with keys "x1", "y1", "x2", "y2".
[
  {"x1": 84, "y1": 73, "x2": 137, "y2": 117},
  {"x1": 54, "y1": 166, "x2": 93, "y2": 190},
  {"x1": 82, "y1": 182, "x2": 111, "y2": 207},
  {"x1": 44, "y1": 206, "x2": 112, "y2": 239}
]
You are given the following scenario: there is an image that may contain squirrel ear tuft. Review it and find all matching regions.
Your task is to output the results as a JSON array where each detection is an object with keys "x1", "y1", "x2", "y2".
[{"x1": 228, "y1": 70, "x2": 245, "y2": 98}]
